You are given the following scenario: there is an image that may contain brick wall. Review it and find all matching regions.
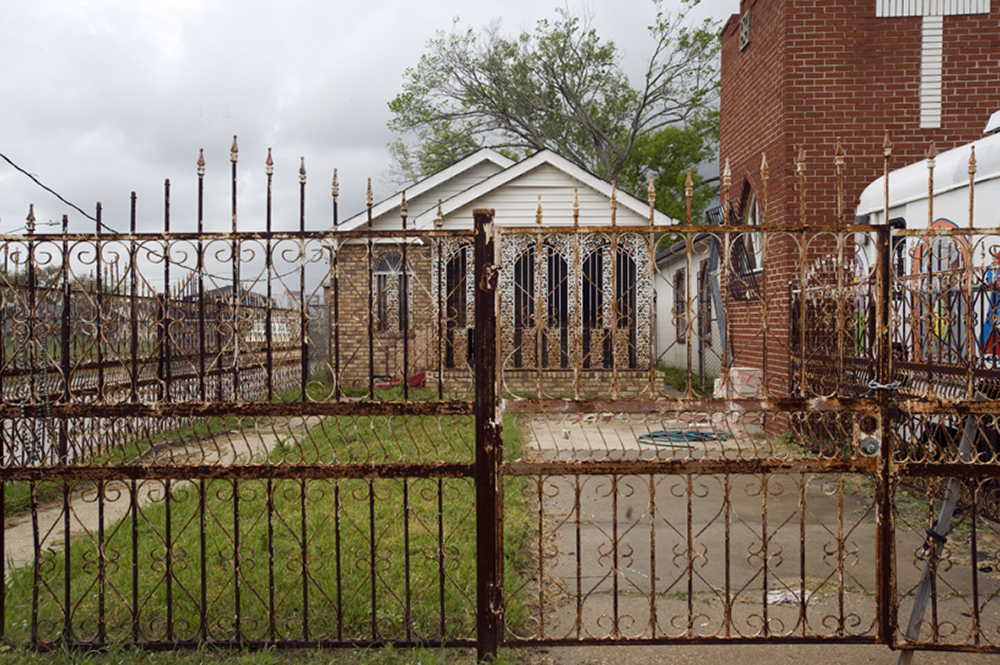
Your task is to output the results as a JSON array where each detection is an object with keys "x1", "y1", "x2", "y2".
[{"x1": 719, "y1": 0, "x2": 1000, "y2": 423}]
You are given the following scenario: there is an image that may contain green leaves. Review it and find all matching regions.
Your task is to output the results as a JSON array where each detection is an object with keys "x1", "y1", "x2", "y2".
[{"x1": 386, "y1": 1, "x2": 721, "y2": 186}]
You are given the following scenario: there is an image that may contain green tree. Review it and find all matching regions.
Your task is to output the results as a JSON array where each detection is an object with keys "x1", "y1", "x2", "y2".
[
  {"x1": 387, "y1": 0, "x2": 720, "y2": 186},
  {"x1": 617, "y1": 112, "x2": 719, "y2": 223}
]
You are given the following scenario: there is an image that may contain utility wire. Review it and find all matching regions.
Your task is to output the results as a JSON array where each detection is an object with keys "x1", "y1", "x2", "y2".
[{"x1": 1, "y1": 150, "x2": 317, "y2": 286}]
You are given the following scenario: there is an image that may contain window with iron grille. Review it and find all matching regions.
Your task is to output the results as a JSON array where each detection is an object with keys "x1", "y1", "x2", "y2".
[
  {"x1": 373, "y1": 251, "x2": 408, "y2": 332},
  {"x1": 674, "y1": 268, "x2": 686, "y2": 342}
]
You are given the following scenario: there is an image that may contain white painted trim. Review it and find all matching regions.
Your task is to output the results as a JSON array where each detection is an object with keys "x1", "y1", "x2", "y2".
[
  {"x1": 410, "y1": 149, "x2": 676, "y2": 228},
  {"x1": 876, "y1": 0, "x2": 989, "y2": 16},
  {"x1": 337, "y1": 149, "x2": 514, "y2": 231}
]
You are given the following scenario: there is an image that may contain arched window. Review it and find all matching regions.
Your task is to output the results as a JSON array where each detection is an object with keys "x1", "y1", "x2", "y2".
[
  {"x1": 373, "y1": 251, "x2": 409, "y2": 332},
  {"x1": 729, "y1": 188, "x2": 763, "y2": 300}
]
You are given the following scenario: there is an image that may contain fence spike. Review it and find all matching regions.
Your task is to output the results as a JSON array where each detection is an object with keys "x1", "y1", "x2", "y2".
[
  {"x1": 647, "y1": 175, "x2": 655, "y2": 225},
  {"x1": 434, "y1": 199, "x2": 443, "y2": 228},
  {"x1": 796, "y1": 145, "x2": 806, "y2": 225},
  {"x1": 573, "y1": 189, "x2": 580, "y2": 227},
  {"x1": 298, "y1": 157, "x2": 307, "y2": 185},
  {"x1": 685, "y1": 169, "x2": 693, "y2": 225},
  {"x1": 265, "y1": 148, "x2": 274, "y2": 176},
  {"x1": 331, "y1": 169, "x2": 339, "y2": 199},
  {"x1": 969, "y1": 145, "x2": 977, "y2": 228},
  {"x1": 197, "y1": 148, "x2": 206, "y2": 177},
  {"x1": 610, "y1": 180, "x2": 618, "y2": 226},
  {"x1": 835, "y1": 140, "x2": 845, "y2": 225},
  {"x1": 26, "y1": 204, "x2": 35, "y2": 234},
  {"x1": 400, "y1": 190, "x2": 408, "y2": 223},
  {"x1": 366, "y1": 178, "x2": 373, "y2": 207},
  {"x1": 230, "y1": 135, "x2": 239, "y2": 163},
  {"x1": 722, "y1": 159, "x2": 731, "y2": 225},
  {"x1": 536, "y1": 195, "x2": 543, "y2": 225}
]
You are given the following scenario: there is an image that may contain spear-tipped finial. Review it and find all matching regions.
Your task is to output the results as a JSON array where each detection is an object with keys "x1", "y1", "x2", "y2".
[
  {"x1": 366, "y1": 178, "x2": 373, "y2": 207},
  {"x1": 400, "y1": 191, "x2": 408, "y2": 219},
  {"x1": 723, "y1": 159, "x2": 731, "y2": 188},
  {"x1": 648, "y1": 173, "x2": 656, "y2": 205},
  {"x1": 760, "y1": 154, "x2": 769, "y2": 179},
  {"x1": 610, "y1": 180, "x2": 618, "y2": 225},
  {"x1": 796, "y1": 145, "x2": 806, "y2": 172},
  {"x1": 927, "y1": 141, "x2": 937, "y2": 161},
  {"x1": 265, "y1": 148, "x2": 274, "y2": 176},
  {"x1": 434, "y1": 199, "x2": 444, "y2": 228},
  {"x1": 970, "y1": 145, "x2": 977, "y2": 175},
  {"x1": 197, "y1": 148, "x2": 206, "y2": 176},
  {"x1": 536, "y1": 195, "x2": 543, "y2": 225},
  {"x1": 298, "y1": 157, "x2": 306, "y2": 184},
  {"x1": 883, "y1": 131, "x2": 892, "y2": 157},
  {"x1": 835, "y1": 139, "x2": 845, "y2": 166},
  {"x1": 573, "y1": 188, "x2": 580, "y2": 227},
  {"x1": 685, "y1": 169, "x2": 694, "y2": 200},
  {"x1": 230, "y1": 135, "x2": 239, "y2": 163},
  {"x1": 25, "y1": 204, "x2": 35, "y2": 234},
  {"x1": 331, "y1": 169, "x2": 339, "y2": 198}
]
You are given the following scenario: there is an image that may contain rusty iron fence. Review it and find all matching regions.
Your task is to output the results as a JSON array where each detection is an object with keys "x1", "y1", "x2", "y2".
[{"x1": 0, "y1": 141, "x2": 999, "y2": 660}]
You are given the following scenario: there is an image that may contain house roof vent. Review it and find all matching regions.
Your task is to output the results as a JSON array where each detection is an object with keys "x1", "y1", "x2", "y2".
[{"x1": 986, "y1": 109, "x2": 1000, "y2": 135}]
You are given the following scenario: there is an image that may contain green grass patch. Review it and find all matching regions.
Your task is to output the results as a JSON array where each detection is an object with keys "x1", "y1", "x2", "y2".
[{"x1": 1, "y1": 408, "x2": 534, "y2": 648}]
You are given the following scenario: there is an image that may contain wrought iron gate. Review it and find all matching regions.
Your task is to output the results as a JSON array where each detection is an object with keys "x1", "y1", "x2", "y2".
[{"x1": 1, "y1": 148, "x2": 999, "y2": 661}]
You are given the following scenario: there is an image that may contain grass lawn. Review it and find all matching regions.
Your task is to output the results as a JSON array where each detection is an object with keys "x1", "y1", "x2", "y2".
[{"x1": 0, "y1": 404, "x2": 532, "y2": 649}]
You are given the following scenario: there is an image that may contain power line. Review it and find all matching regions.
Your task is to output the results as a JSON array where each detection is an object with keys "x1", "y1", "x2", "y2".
[{"x1": 1, "y1": 150, "x2": 315, "y2": 286}]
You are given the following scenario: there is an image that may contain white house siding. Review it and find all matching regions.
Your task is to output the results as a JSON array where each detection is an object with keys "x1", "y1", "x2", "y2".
[
  {"x1": 368, "y1": 160, "x2": 509, "y2": 229},
  {"x1": 654, "y1": 245, "x2": 724, "y2": 386},
  {"x1": 438, "y1": 163, "x2": 652, "y2": 229}
]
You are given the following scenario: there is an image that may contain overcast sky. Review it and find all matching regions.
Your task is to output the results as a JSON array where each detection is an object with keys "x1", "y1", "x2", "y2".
[{"x1": 0, "y1": 0, "x2": 734, "y2": 239}]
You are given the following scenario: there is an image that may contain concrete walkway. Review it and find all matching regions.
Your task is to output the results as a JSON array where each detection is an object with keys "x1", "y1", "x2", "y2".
[{"x1": 519, "y1": 412, "x2": 1000, "y2": 663}]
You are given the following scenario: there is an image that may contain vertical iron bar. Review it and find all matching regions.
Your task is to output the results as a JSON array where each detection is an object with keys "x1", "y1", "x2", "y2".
[
  {"x1": 234, "y1": 478, "x2": 241, "y2": 642},
  {"x1": 648, "y1": 475, "x2": 656, "y2": 637},
  {"x1": 200, "y1": 479, "x2": 207, "y2": 642},
  {"x1": 761, "y1": 473, "x2": 769, "y2": 637},
  {"x1": 335, "y1": 480, "x2": 344, "y2": 640},
  {"x1": 403, "y1": 479, "x2": 411, "y2": 640},
  {"x1": 166, "y1": 479, "x2": 173, "y2": 641},
  {"x1": 875, "y1": 224, "x2": 895, "y2": 644},
  {"x1": 95, "y1": 204, "x2": 104, "y2": 403},
  {"x1": 367, "y1": 181, "x2": 375, "y2": 399},
  {"x1": 164, "y1": 180, "x2": 172, "y2": 402},
  {"x1": 266, "y1": 152, "x2": 274, "y2": 402},
  {"x1": 612, "y1": 474, "x2": 620, "y2": 637},
  {"x1": 301, "y1": 478, "x2": 309, "y2": 640},
  {"x1": 369, "y1": 479, "x2": 377, "y2": 640},
  {"x1": 474, "y1": 207, "x2": 501, "y2": 662},
  {"x1": 267, "y1": 478, "x2": 275, "y2": 642},
  {"x1": 686, "y1": 474, "x2": 694, "y2": 635},
  {"x1": 798, "y1": 474, "x2": 806, "y2": 636},
  {"x1": 130, "y1": 196, "x2": 140, "y2": 403},
  {"x1": 60, "y1": 216, "x2": 70, "y2": 464},
  {"x1": 198, "y1": 152, "x2": 206, "y2": 402},
  {"x1": 62, "y1": 481, "x2": 71, "y2": 641},
  {"x1": 131, "y1": 479, "x2": 139, "y2": 642},
  {"x1": 299, "y1": 159, "x2": 308, "y2": 402},
  {"x1": 98, "y1": 479, "x2": 105, "y2": 643},
  {"x1": 574, "y1": 476, "x2": 582, "y2": 639},
  {"x1": 332, "y1": 170, "x2": 341, "y2": 398},
  {"x1": 401, "y1": 194, "x2": 409, "y2": 402},
  {"x1": 436, "y1": 241, "x2": 444, "y2": 400},
  {"x1": 231, "y1": 143, "x2": 240, "y2": 403},
  {"x1": 971, "y1": 485, "x2": 981, "y2": 645},
  {"x1": 437, "y1": 477, "x2": 445, "y2": 637},
  {"x1": 536, "y1": 476, "x2": 545, "y2": 638},
  {"x1": 30, "y1": 482, "x2": 38, "y2": 645}
]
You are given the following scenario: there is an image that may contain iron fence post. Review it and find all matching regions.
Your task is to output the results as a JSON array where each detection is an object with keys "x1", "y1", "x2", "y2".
[
  {"x1": 875, "y1": 223, "x2": 897, "y2": 644},
  {"x1": 474, "y1": 208, "x2": 502, "y2": 661}
]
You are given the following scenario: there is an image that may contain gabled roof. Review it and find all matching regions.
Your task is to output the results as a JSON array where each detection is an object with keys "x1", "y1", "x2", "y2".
[
  {"x1": 410, "y1": 149, "x2": 676, "y2": 228},
  {"x1": 338, "y1": 148, "x2": 514, "y2": 231}
]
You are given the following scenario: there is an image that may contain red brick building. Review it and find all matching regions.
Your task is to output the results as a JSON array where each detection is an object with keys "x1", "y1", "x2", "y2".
[{"x1": 719, "y1": 0, "x2": 1000, "y2": 401}]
